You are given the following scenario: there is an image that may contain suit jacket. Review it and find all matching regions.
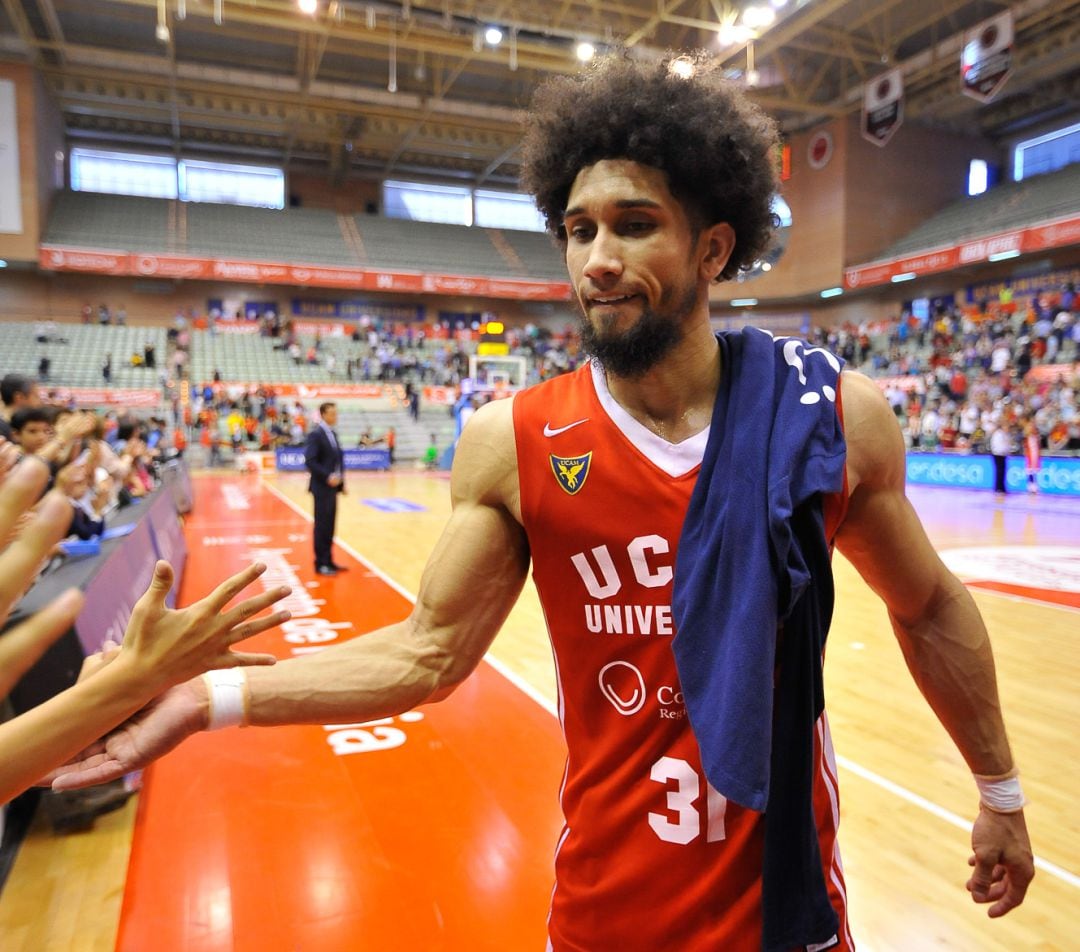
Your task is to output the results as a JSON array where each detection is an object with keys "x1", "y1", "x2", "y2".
[{"x1": 304, "y1": 425, "x2": 345, "y2": 495}]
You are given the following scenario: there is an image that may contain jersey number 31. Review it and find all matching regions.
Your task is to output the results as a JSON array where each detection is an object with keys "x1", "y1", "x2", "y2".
[{"x1": 649, "y1": 755, "x2": 728, "y2": 845}]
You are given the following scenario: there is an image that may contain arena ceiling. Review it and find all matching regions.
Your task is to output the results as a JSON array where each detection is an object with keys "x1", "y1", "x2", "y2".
[{"x1": 1, "y1": 0, "x2": 1079, "y2": 188}]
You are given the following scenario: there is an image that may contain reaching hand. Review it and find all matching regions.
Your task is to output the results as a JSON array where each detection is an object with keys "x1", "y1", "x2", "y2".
[
  {"x1": 0, "y1": 457, "x2": 73, "y2": 622},
  {"x1": 55, "y1": 411, "x2": 96, "y2": 446},
  {"x1": 120, "y1": 560, "x2": 291, "y2": 695},
  {"x1": 966, "y1": 807, "x2": 1035, "y2": 917},
  {"x1": 48, "y1": 679, "x2": 208, "y2": 790}
]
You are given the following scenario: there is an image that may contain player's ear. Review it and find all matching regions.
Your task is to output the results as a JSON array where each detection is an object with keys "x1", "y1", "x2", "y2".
[{"x1": 699, "y1": 223, "x2": 735, "y2": 283}]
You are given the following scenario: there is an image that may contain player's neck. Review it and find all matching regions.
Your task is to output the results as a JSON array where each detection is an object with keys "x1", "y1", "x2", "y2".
[{"x1": 603, "y1": 322, "x2": 720, "y2": 444}]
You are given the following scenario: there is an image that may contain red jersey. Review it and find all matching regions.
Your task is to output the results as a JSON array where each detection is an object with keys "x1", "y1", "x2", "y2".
[{"x1": 513, "y1": 363, "x2": 853, "y2": 952}]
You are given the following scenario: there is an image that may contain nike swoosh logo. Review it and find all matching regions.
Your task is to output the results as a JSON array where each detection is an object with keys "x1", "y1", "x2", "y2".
[{"x1": 543, "y1": 419, "x2": 589, "y2": 437}]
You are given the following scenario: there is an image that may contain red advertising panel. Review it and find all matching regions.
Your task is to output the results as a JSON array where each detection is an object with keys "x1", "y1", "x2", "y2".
[
  {"x1": 844, "y1": 213, "x2": 1080, "y2": 290},
  {"x1": 39, "y1": 247, "x2": 572, "y2": 302}
]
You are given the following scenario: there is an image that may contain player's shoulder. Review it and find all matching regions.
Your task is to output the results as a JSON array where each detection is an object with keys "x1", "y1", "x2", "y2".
[
  {"x1": 452, "y1": 397, "x2": 519, "y2": 507},
  {"x1": 840, "y1": 369, "x2": 905, "y2": 491}
]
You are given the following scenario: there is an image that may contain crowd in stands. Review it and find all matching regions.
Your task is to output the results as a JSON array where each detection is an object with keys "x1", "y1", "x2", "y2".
[
  {"x1": 0, "y1": 371, "x2": 288, "y2": 828},
  {"x1": 12, "y1": 277, "x2": 1080, "y2": 472},
  {"x1": 0, "y1": 371, "x2": 289, "y2": 829},
  {"x1": 812, "y1": 288, "x2": 1080, "y2": 459},
  {"x1": 0, "y1": 374, "x2": 181, "y2": 532}
]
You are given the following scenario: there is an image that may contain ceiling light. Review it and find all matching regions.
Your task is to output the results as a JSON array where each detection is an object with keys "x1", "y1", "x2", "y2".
[
  {"x1": 718, "y1": 23, "x2": 752, "y2": 46},
  {"x1": 485, "y1": 26, "x2": 503, "y2": 46},
  {"x1": 742, "y1": 6, "x2": 776, "y2": 29},
  {"x1": 669, "y1": 57, "x2": 695, "y2": 80},
  {"x1": 576, "y1": 41, "x2": 596, "y2": 62},
  {"x1": 820, "y1": 287, "x2": 843, "y2": 298},
  {"x1": 760, "y1": 261, "x2": 772, "y2": 272},
  {"x1": 890, "y1": 272, "x2": 916, "y2": 283},
  {"x1": 0, "y1": 260, "x2": 8, "y2": 268},
  {"x1": 731, "y1": 298, "x2": 758, "y2": 307},
  {"x1": 988, "y1": 249, "x2": 1021, "y2": 262},
  {"x1": 298, "y1": 0, "x2": 318, "y2": 14}
]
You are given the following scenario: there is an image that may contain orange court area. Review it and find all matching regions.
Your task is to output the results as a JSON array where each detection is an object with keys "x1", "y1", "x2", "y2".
[{"x1": 117, "y1": 473, "x2": 564, "y2": 952}]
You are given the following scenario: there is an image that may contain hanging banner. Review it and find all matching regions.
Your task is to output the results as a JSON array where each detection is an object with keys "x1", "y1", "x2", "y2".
[
  {"x1": 0, "y1": 79, "x2": 23, "y2": 234},
  {"x1": 961, "y1": 10, "x2": 1014, "y2": 103},
  {"x1": 862, "y1": 68, "x2": 904, "y2": 147}
]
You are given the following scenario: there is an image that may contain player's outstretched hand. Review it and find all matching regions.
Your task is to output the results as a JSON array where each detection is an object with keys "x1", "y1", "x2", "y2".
[
  {"x1": 48, "y1": 679, "x2": 207, "y2": 791},
  {"x1": 121, "y1": 560, "x2": 290, "y2": 695},
  {"x1": 966, "y1": 807, "x2": 1035, "y2": 917},
  {"x1": 44, "y1": 562, "x2": 291, "y2": 792}
]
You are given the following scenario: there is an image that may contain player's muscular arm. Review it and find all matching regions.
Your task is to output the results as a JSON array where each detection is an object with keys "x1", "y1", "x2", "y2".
[
  {"x1": 834, "y1": 371, "x2": 1033, "y2": 918},
  {"x1": 244, "y1": 397, "x2": 530, "y2": 727},
  {"x1": 834, "y1": 371, "x2": 1013, "y2": 775}
]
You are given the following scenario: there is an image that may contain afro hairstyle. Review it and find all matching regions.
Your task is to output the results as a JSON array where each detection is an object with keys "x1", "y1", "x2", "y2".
[{"x1": 520, "y1": 52, "x2": 780, "y2": 282}]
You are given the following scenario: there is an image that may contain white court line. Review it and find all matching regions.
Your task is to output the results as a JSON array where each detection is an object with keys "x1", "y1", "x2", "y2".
[
  {"x1": 964, "y1": 585, "x2": 1080, "y2": 615},
  {"x1": 835, "y1": 755, "x2": 1079, "y2": 889},
  {"x1": 261, "y1": 480, "x2": 1079, "y2": 891}
]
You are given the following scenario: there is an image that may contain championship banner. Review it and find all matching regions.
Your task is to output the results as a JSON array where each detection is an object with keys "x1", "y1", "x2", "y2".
[
  {"x1": 0, "y1": 79, "x2": 22, "y2": 234},
  {"x1": 961, "y1": 10, "x2": 1013, "y2": 103},
  {"x1": 862, "y1": 69, "x2": 903, "y2": 147}
]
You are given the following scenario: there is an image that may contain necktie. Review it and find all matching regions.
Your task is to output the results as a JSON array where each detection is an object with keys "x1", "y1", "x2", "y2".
[{"x1": 330, "y1": 429, "x2": 342, "y2": 474}]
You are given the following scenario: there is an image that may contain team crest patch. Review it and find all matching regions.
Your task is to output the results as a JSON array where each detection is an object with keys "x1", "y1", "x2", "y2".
[{"x1": 550, "y1": 452, "x2": 592, "y2": 495}]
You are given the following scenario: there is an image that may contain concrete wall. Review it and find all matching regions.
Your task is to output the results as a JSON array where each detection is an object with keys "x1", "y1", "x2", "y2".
[{"x1": 0, "y1": 63, "x2": 41, "y2": 262}]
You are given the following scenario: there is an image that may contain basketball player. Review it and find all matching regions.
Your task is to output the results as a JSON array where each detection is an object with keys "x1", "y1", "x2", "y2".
[{"x1": 51, "y1": 55, "x2": 1032, "y2": 950}]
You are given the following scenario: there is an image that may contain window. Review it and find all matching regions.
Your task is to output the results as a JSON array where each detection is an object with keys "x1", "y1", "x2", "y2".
[
  {"x1": 384, "y1": 180, "x2": 472, "y2": 225},
  {"x1": 1013, "y1": 122, "x2": 1080, "y2": 181},
  {"x1": 474, "y1": 189, "x2": 545, "y2": 231},
  {"x1": 70, "y1": 148, "x2": 284, "y2": 208},
  {"x1": 383, "y1": 180, "x2": 546, "y2": 232},
  {"x1": 179, "y1": 159, "x2": 283, "y2": 208},
  {"x1": 71, "y1": 148, "x2": 177, "y2": 199},
  {"x1": 968, "y1": 159, "x2": 988, "y2": 196}
]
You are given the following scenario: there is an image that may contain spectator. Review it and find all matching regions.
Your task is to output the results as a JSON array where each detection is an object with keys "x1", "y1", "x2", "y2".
[
  {"x1": 990, "y1": 422, "x2": 1013, "y2": 495},
  {"x1": 10, "y1": 406, "x2": 56, "y2": 454},
  {"x1": 0, "y1": 374, "x2": 41, "y2": 442},
  {"x1": 102, "y1": 353, "x2": 112, "y2": 385}
]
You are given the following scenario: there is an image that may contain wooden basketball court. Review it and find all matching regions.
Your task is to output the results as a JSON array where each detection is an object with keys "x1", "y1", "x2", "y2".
[{"x1": 0, "y1": 469, "x2": 1076, "y2": 950}]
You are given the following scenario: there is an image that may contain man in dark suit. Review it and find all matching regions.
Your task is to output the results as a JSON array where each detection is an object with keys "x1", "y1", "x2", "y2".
[{"x1": 304, "y1": 402, "x2": 347, "y2": 575}]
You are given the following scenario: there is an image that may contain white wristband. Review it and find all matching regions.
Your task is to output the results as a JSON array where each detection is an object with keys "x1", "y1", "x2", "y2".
[
  {"x1": 974, "y1": 771, "x2": 1026, "y2": 814},
  {"x1": 203, "y1": 668, "x2": 249, "y2": 730}
]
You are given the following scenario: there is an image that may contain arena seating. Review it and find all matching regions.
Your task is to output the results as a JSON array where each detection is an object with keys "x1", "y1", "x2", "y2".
[
  {"x1": 4, "y1": 321, "x2": 168, "y2": 389},
  {"x1": 184, "y1": 203, "x2": 362, "y2": 266},
  {"x1": 351, "y1": 216, "x2": 525, "y2": 277},
  {"x1": 43, "y1": 192, "x2": 173, "y2": 254},
  {"x1": 877, "y1": 162, "x2": 1080, "y2": 260},
  {"x1": 41, "y1": 192, "x2": 568, "y2": 280}
]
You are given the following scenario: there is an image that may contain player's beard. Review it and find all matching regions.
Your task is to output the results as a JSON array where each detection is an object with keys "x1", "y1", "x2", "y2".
[{"x1": 578, "y1": 278, "x2": 699, "y2": 379}]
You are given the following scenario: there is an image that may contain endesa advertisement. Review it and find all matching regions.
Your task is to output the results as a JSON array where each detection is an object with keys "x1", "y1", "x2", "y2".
[{"x1": 907, "y1": 453, "x2": 1080, "y2": 496}]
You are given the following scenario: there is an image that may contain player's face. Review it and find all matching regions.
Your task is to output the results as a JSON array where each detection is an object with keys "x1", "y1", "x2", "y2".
[{"x1": 563, "y1": 159, "x2": 707, "y2": 377}]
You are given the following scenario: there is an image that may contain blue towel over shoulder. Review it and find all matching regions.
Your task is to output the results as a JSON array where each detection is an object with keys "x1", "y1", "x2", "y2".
[{"x1": 672, "y1": 327, "x2": 847, "y2": 951}]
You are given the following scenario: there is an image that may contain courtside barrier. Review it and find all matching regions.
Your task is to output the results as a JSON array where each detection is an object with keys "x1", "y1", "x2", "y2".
[
  {"x1": 906, "y1": 452, "x2": 1080, "y2": 496},
  {"x1": 275, "y1": 447, "x2": 391, "y2": 471}
]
